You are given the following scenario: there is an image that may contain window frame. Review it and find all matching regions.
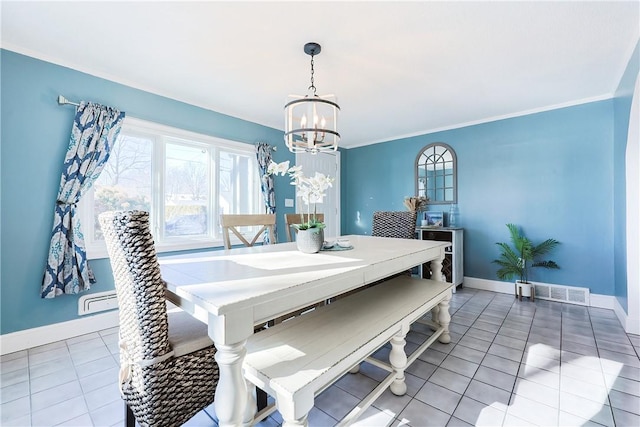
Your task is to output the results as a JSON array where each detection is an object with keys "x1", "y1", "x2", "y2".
[
  {"x1": 415, "y1": 142, "x2": 458, "y2": 205},
  {"x1": 79, "y1": 117, "x2": 263, "y2": 259}
]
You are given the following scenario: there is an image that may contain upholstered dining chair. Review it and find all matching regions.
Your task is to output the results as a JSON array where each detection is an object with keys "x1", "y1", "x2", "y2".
[
  {"x1": 220, "y1": 213, "x2": 276, "y2": 248},
  {"x1": 284, "y1": 212, "x2": 325, "y2": 242},
  {"x1": 99, "y1": 210, "x2": 219, "y2": 427}
]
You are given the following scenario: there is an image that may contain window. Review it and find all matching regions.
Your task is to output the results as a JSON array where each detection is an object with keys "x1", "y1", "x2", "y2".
[{"x1": 80, "y1": 117, "x2": 262, "y2": 259}]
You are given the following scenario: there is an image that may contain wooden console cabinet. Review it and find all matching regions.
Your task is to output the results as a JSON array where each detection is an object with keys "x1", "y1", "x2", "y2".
[{"x1": 417, "y1": 227, "x2": 464, "y2": 290}]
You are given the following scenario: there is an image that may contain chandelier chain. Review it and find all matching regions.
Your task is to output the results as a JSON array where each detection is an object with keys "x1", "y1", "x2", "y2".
[{"x1": 309, "y1": 54, "x2": 316, "y2": 95}]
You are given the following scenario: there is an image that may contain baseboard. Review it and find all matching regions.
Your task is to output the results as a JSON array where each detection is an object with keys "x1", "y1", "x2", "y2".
[
  {"x1": 463, "y1": 276, "x2": 637, "y2": 334},
  {"x1": 0, "y1": 310, "x2": 119, "y2": 355},
  {"x1": 463, "y1": 277, "x2": 514, "y2": 294},
  {"x1": 613, "y1": 298, "x2": 638, "y2": 335}
]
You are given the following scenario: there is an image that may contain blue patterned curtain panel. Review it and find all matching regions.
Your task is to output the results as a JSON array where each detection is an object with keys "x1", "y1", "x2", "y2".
[
  {"x1": 256, "y1": 142, "x2": 277, "y2": 243},
  {"x1": 41, "y1": 102, "x2": 125, "y2": 298}
]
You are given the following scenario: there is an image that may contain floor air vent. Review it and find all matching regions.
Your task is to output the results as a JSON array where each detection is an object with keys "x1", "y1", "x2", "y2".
[
  {"x1": 78, "y1": 290, "x2": 118, "y2": 315},
  {"x1": 533, "y1": 284, "x2": 589, "y2": 306}
]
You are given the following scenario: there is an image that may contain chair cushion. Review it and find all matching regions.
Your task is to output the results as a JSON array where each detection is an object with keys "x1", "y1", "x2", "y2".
[{"x1": 167, "y1": 310, "x2": 213, "y2": 357}]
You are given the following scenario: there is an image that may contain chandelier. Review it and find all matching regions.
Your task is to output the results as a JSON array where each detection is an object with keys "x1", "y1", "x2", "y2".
[{"x1": 284, "y1": 42, "x2": 340, "y2": 154}]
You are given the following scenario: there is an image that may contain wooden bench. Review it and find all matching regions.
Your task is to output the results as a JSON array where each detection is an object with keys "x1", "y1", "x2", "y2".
[{"x1": 243, "y1": 276, "x2": 453, "y2": 426}]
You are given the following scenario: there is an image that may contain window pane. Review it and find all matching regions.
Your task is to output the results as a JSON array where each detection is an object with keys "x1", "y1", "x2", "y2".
[
  {"x1": 84, "y1": 117, "x2": 263, "y2": 258},
  {"x1": 165, "y1": 142, "x2": 209, "y2": 237},
  {"x1": 219, "y1": 150, "x2": 260, "y2": 236},
  {"x1": 93, "y1": 135, "x2": 153, "y2": 240},
  {"x1": 219, "y1": 150, "x2": 257, "y2": 215}
]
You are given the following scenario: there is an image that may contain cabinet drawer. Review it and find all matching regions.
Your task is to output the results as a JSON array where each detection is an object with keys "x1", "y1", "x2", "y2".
[{"x1": 421, "y1": 230, "x2": 451, "y2": 242}]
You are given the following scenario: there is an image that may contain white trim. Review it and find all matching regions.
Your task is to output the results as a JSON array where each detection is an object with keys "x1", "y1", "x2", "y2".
[
  {"x1": 463, "y1": 277, "x2": 513, "y2": 294},
  {"x1": 0, "y1": 311, "x2": 119, "y2": 355},
  {"x1": 589, "y1": 294, "x2": 616, "y2": 310},
  {"x1": 625, "y1": 71, "x2": 640, "y2": 337},
  {"x1": 613, "y1": 297, "x2": 637, "y2": 335},
  {"x1": 346, "y1": 94, "x2": 613, "y2": 149}
]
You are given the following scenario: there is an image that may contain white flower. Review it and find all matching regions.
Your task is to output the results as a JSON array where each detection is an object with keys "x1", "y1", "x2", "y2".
[
  {"x1": 265, "y1": 161, "x2": 335, "y2": 229},
  {"x1": 267, "y1": 160, "x2": 290, "y2": 176}
]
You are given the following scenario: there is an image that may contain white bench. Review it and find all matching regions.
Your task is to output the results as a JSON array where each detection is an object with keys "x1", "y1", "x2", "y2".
[{"x1": 243, "y1": 276, "x2": 453, "y2": 426}]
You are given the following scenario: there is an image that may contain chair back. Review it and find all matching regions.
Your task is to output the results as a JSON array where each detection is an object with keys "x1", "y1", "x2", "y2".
[
  {"x1": 220, "y1": 214, "x2": 276, "y2": 249},
  {"x1": 284, "y1": 213, "x2": 325, "y2": 242},
  {"x1": 99, "y1": 210, "x2": 171, "y2": 364},
  {"x1": 372, "y1": 211, "x2": 418, "y2": 239}
]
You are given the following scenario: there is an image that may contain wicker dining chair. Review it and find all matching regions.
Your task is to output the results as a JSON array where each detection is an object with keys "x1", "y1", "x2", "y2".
[
  {"x1": 99, "y1": 210, "x2": 219, "y2": 427},
  {"x1": 371, "y1": 210, "x2": 419, "y2": 279},
  {"x1": 372, "y1": 210, "x2": 418, "y2": 239}
]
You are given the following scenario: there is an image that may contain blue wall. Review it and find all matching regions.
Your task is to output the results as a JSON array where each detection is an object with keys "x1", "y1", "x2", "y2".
[
  {"x1": 1, "y1": 44, "x2": 637, "y2": 335},
  {"x1": 343, "y1": 101, "x2": 616, "y2": 295},
  {"x1": 0, "y1": 50, "x2": 293, "y2": 334}
]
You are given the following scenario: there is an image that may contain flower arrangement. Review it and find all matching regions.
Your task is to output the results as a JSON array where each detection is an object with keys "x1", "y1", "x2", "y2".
[
  {"x1": 267, "y1": 161, "x2": 334, "y2": 231},
  {"x1": 403, "y1": 196, "x2": 429, "y2": 211}
]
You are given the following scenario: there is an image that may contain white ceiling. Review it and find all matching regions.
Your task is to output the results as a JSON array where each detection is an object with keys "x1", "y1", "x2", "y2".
[{"x1": 2, "y1": 1, "x2": 639, "y2": 148}]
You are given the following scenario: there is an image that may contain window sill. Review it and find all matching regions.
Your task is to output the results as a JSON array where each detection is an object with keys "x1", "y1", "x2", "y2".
[{"x1": 87, "y1": 239, "x2": 225, "y2": 260}]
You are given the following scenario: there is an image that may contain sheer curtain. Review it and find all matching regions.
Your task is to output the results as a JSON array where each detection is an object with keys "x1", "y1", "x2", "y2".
[{"x1": 41, "y1": 101, "x2": 125, "y2": 298}]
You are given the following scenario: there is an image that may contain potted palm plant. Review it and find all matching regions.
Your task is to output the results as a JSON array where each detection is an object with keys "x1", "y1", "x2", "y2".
[{"x1": 493, "y1": 223, "x2": 560, "y2": 299}]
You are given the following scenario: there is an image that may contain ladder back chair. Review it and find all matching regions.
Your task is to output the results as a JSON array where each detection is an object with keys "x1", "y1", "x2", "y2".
[
  {"x1": 99, "y1": 210, "x2": 218, "y2": 427},
  {"x1": 284, "y1": 213, "x2": 325, "y2": 242},
  {"x1": 220, "y1": 214, "x2": 276, "y2": 248}
]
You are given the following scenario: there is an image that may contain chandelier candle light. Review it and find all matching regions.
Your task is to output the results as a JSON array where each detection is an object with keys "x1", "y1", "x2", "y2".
[{"x1": 284, "y1": 42, "x2": 340, "y2": 154}]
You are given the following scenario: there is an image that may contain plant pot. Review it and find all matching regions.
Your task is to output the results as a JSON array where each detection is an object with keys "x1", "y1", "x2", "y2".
[
  {"x1": 296, "y1": 228, "x2": 324, "y2": 254},
  {"x1": 515, "y1": 280, "x2": 535, "y2": 301}
]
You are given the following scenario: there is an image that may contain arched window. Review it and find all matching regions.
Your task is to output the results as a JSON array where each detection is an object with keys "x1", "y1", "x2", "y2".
[{"x1": 415, "y1": 143, "x2": 457, "y2": 204}]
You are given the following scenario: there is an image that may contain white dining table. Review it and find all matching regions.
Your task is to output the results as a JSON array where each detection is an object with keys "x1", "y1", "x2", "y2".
[{"x1": 159, "y1": 234, "x2": 449, "y2": 427}]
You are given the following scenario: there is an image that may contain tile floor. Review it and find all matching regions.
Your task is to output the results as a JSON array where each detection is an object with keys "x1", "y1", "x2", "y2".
[{"x1": 2, "y1": 288, "x2": 639, "y2": 426}]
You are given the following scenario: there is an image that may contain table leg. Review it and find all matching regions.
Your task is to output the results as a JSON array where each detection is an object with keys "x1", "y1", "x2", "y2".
[
  {"x1": 437, "y1": 292, "x2": 452, "y2": 344},
  {"x1": 214, "y1": 341, "x2": 251, "y2": 427},
  {"x1": 389, "y1": 332, "x2": 408, "y2": 396},
  {"x1": 430, "y1": 254, "x2": 445, "y2": 326}
]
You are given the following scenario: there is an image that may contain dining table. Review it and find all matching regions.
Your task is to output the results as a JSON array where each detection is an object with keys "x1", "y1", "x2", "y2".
[{"x1": 159, "y1": 234, "x2": 449, "y2": 427}]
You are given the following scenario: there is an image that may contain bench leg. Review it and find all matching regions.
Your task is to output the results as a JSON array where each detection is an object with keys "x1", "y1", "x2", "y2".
[
  {"x1": 278, "y1": 389, "x2": 313, "y2": 427},
  {"x1": 389, "y1": 332, "x2": 408, "y2": 396},
  {"x1": 437, "y1": 292, "x2": 452, "y2": 344},
  {"x1": 349, "y1": 364, "x2": 361, "y2": 374}
]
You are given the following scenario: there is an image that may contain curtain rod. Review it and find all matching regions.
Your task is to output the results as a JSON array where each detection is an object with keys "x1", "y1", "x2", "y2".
[
  {"x1": 57, "y1": 95, "x2": 79, "y2": 107},
  {"x1": 257, "y1": 142, "x2": 277, "y2": 151},
  {"x1": 58, "y1": 96, "x2": 278, "y2": 151}
]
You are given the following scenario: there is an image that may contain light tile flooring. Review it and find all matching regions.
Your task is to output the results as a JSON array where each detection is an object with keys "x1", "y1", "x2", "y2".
[{"x1": 2, "y1": 288, "x2": 639, "y2": 426}]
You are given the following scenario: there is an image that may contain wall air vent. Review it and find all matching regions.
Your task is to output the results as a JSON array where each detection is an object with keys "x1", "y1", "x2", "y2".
[
  {"x1": 78, "y1": 290, "x2": 118, "y2": 315},
  {"x1": 533, "y1": 283, "x2": 589, "y2": 306}
]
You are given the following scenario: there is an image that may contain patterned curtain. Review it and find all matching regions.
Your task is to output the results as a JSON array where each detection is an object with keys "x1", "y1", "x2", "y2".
[
  {"x1": 256, "y1": 142, "x2": 277, "y2": 243},
  {"x1": 41, "y1": 102, "x2": 126, "y2": 298}
]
